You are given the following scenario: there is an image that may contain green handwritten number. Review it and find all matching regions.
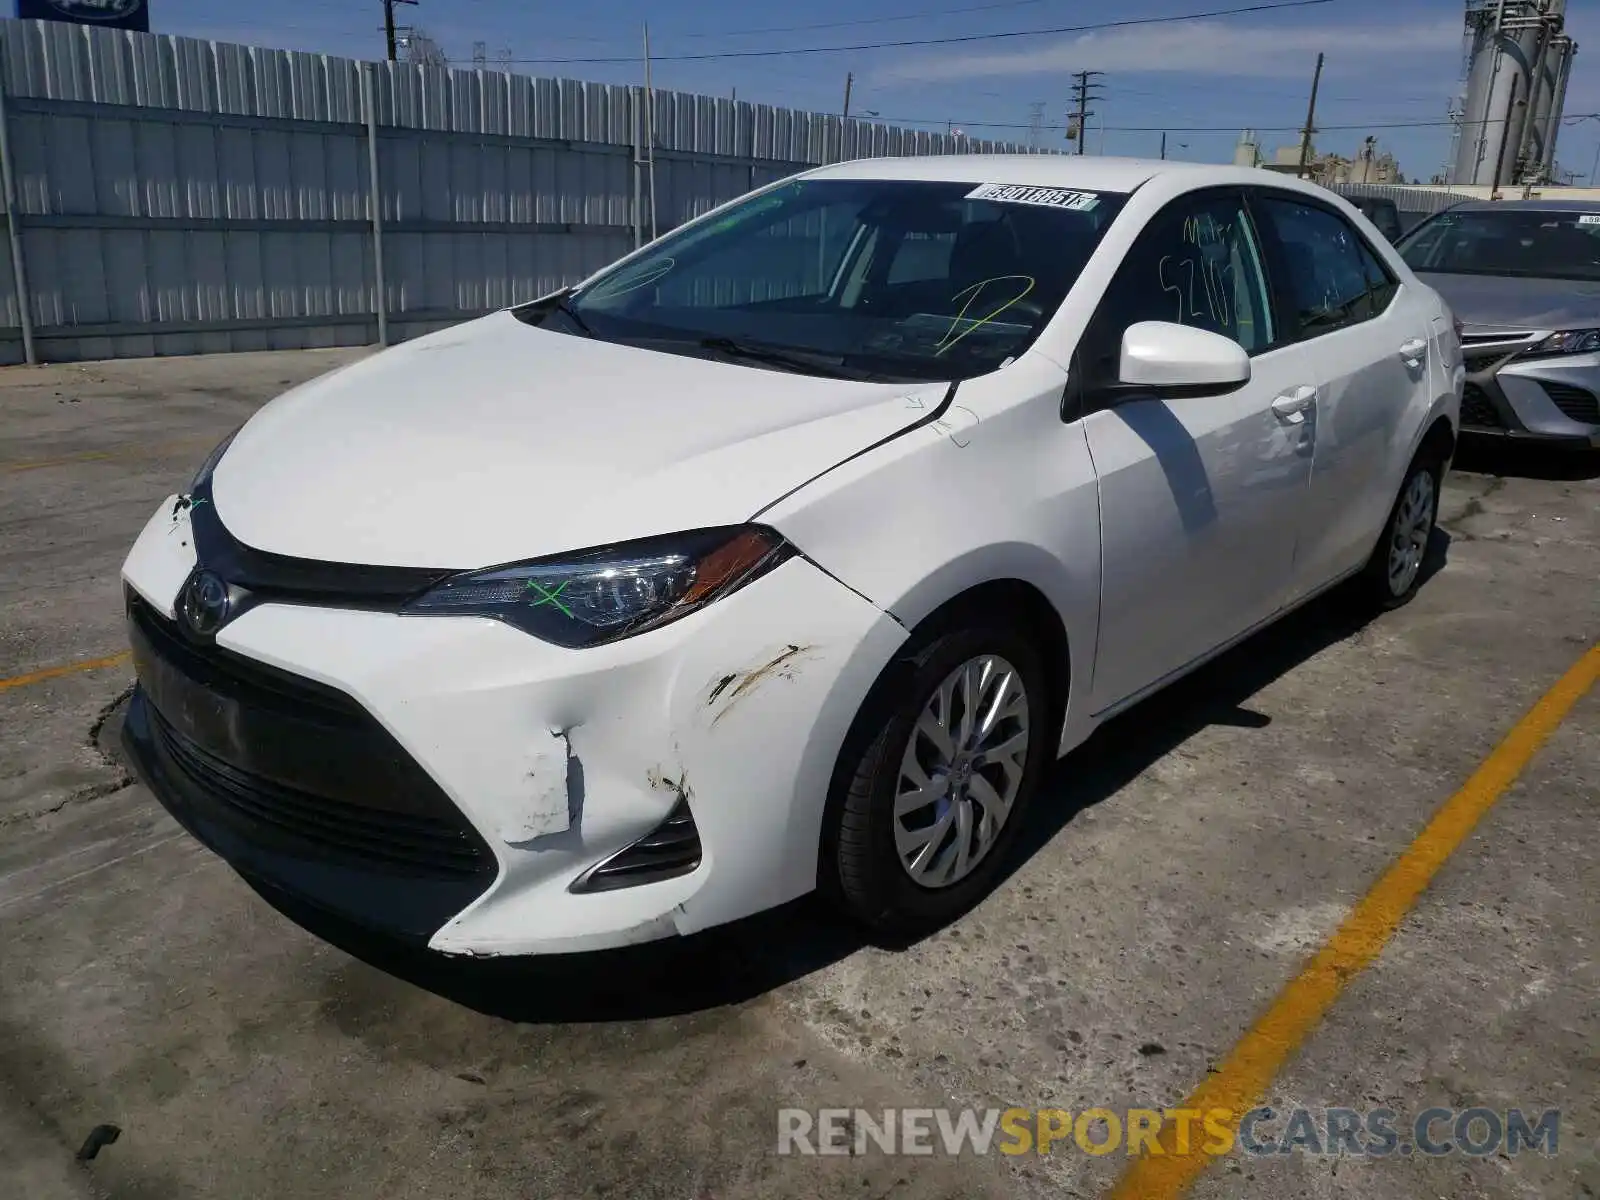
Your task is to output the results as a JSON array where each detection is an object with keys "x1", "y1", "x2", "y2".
[{"x1": 525, "y1": 579, "x2": 575, "y2": 619}]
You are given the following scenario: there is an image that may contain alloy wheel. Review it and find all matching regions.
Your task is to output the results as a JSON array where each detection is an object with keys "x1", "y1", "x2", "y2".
[
  {"x1": 892, "y1": 654, "x2": 1030, "y2": 889},
  {"x1": 1387, "y1": 468, "x2": 1436, "y2": 597}
]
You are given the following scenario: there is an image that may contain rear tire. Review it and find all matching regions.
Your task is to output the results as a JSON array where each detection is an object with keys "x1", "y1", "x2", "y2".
[
  {"x1": 1351, "y1": 449, "x2": 1444, "y2": 611},
  {"x1": 822, "y1": 622, "x2": 1054, "y2": 939}
]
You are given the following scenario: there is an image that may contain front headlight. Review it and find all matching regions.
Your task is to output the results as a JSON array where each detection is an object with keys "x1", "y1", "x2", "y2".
[
  {"x1": 1530, "y1": 328, "x2": 1600, "y2": 356},
  {"x1": 404, "y1": 525, "x2": 795, "y2": 648}
]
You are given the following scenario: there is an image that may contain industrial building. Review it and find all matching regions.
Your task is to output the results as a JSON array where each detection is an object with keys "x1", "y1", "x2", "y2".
[{"x1": 1449, "y1": 0, "x2": 1577, "y2": 187}]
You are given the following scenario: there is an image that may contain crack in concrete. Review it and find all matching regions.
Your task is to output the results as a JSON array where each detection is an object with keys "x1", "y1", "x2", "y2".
[{"x1": 0, "y1": 687, "x2": 139, "y2": 830}]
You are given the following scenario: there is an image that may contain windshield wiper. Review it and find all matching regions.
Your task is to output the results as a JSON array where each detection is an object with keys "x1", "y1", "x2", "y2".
[{"x1": 697, "y1": 335, "x2": 856, "y2": 378}]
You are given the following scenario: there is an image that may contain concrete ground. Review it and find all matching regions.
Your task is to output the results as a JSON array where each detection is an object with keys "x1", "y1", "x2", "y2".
[{"x1": 1, "y1": 350, "x2": 1596, "y2": 1200}]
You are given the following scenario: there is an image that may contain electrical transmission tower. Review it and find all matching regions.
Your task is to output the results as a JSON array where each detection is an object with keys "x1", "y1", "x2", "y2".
[
  {"x1": 472, "y1": 41, "x2": 487, "y2": 69},
  {"x1": 1027, "y1": 100, "x2": 1045, "y2": 151},
  {"x1": 1069, "y1": 70, "x2": 1104, "y2": 155}
]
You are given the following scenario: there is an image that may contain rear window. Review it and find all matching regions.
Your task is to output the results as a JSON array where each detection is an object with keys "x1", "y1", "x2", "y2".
[{"x1": 1398, "y1": 209, "x2": 1600, "y2": 280}]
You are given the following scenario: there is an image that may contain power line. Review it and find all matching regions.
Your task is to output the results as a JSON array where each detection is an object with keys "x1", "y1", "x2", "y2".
[
  {"x1": 457, "y1": 0, "x2": 1066, "y2": 46},
  {"x1": 482, "y1": 0, "x2": 1337, "y2": 65},
  {"x1": 672, "y1": 0, "x2": 1061, "y2": 39}
]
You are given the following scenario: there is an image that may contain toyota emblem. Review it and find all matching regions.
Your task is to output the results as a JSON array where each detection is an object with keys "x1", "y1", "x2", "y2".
[{"x1": 178, "y1": 569, "x2": 231, "y2": 639}]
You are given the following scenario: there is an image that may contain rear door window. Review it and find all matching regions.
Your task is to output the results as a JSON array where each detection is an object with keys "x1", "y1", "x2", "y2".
[{"x1": 1253, "y1": 195, "x2": 1391, "y2": 340}]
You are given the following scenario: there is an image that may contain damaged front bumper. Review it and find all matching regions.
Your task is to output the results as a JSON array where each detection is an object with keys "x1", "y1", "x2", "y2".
[{"x1": 121, "y1": 496, "x2": 906, "y2": 956}]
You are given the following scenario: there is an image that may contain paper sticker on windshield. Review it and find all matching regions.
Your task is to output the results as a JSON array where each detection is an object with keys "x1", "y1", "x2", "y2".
[
  {"x1": 966, "y1": 183, "x2": 1100, "y2": 211},
  {"x1": 1577, "y1": 214, "x2": 1600, "y2": 226}
]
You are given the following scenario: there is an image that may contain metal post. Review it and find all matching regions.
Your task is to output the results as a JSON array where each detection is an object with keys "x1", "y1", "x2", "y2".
[
  {"x1": 0, "y1": 71, "x2": 36, "y2": 366},
  {"x1": 1296, "y1": 52, "x2": 1325, "y2": 179},
  {"x1": 842, "y1": 72, "x2": 853, "y2": 120},
  {"x1": 632, "y1": 86, "x2": 643, "y2": 250},
  {"x1": 1160, "y1": 132, "x2": 1166, "y2": 160},
  {"x1": 1490, "y1": 73, "x2": 1518, "y2": 198},
  {"x1": 362, "y1": 64, "x2": 390, "y2": 348},
  {"x1": 643, "y1": 23, "x2": 658, "y2": 243}
]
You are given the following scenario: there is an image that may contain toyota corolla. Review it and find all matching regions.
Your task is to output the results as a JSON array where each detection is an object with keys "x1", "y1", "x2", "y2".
[{"x1": 121, "y1": 157, "x2": 1462, "y2": 956}]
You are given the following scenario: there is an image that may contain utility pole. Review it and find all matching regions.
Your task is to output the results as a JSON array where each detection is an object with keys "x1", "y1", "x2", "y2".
[
  {"x1": 1070, "y1": 70, "x2": 1103, "y2": 156},
  {"x1": 1295, "y1": 52, "x2": 1324, "y2": 179},
  {"x1": 1489, "y1": 73, "x2": 1518, "y2": 198},
  {"x1": 843, "y1": 72, "x2": 853, "y2": 120},
  {"x1": 1160, "y1": 131, "x2": 1166, "y2": 159},
  {"x1": 643, "y1": 22, "x2": 657, "y2": 241},
  {"x1": 382, "y1": 0, "x2": 417, "y2": 62}
]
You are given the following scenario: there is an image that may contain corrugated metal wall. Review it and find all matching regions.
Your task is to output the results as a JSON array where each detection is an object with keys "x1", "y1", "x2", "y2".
[{"x1": 0, "y1": 19, "x2": 1042, "y2": 364}]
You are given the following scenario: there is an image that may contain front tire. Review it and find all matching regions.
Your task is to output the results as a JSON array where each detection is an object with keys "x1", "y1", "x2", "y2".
[
  {"x1": 1353, "y1": 449, "x2": 1443, "y2": 611},
  {"x1": 823, "y1": 622, "x2": 1054, "y2": 939}
]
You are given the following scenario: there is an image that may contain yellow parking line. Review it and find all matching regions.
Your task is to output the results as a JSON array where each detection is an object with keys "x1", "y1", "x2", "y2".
[
  {"x1": 1111, "y1": 642, "x2": 1600, "y2": 1200},
  {"x1": 2, "y1": 437, "x2": 210, "y2": 473},
  {"x1": 0, "y1": 652, "x2": 131, "y2": 694}
]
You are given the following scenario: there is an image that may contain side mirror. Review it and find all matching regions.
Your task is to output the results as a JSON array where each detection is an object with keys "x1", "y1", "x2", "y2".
[{"x1": 1116, "y1": 321, "x2": 1251, "y2": 399}]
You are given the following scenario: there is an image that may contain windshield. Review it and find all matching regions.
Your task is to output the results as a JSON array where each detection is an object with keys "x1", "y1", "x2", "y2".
[
  {"x1": 549, "y1": 177, "x2": 1128, "y2": 382},
  {"x1": 1398, "y1": 208, "x2": 1600, "y2": 281}
]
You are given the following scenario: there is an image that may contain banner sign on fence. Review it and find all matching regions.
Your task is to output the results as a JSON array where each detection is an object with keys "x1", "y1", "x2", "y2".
[{"x1": 14, "y1": 0, "x2": 149, "y2": 32}]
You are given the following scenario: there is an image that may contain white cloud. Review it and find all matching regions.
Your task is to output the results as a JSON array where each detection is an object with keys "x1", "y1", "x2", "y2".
[{"x1": 872, "y1": 19, "x2": 1463, "y2": 85}]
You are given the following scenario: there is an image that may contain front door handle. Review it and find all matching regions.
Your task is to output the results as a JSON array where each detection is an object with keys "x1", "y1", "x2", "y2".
[
  {"x1": 1399, "y1": 337, "x2": 1428, "y2": 366},
  {"x1": 1271, "y1": 385, "x2": 1317, "y2": 424}
]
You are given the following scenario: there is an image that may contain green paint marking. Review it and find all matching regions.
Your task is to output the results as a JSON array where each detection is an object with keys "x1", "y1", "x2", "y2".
[{"x1": 525, "y1": 579, "x2": 574, "y2": 619}]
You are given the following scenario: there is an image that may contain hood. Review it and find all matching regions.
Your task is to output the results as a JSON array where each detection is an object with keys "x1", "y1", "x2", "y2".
[
  {"x1": 1415, "y1": 271, "x2": 1600, "y2": 331},
  {"x1": 212, "y1": 312, "x2": 946, "y2": 567}
]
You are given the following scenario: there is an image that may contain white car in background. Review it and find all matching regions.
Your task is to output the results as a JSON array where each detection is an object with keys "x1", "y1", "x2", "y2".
[{"x1": 120, "y1": 157, "x2": 1462, "y2": 957}]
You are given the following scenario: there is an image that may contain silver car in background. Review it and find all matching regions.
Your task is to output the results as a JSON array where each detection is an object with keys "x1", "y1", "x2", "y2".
[{"x1": 1396, "y1": 199, "x2": 1600, "y2": 448}]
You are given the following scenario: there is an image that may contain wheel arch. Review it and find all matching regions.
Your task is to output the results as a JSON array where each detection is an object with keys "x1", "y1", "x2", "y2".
[
  {"x1": 814, "y1": 574, "x2": 1074, "y2": 892},
  {"x1": 1417, "y1": 411, "x2": 1457, "y2": 467}
]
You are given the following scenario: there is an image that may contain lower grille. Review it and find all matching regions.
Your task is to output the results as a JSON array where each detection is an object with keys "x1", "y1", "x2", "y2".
[
  {"x1": 149, "y1": 707, "x2": 488, "y2": 877},
  {"x1": 1460, "y1": 382, "x2": 1504, "y2": 429},
  {"x1": 571, "y1": 798, "x2": 702, "y2": 893},
  {"x1": 1540, "y1": 381, "x2": 1600, "y2": 425},
  {"x1": 128, "y1": 592, "x2": 495, "y2": 883}
]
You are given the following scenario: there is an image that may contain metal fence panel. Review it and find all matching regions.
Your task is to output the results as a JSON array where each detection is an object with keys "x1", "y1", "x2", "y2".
[
  {"x1": 1330, "y1": 182, "x2": 1476, "y2": 232},
  {"x1": 0, "y1": 18, "x2": 1040, "y2": 365}
]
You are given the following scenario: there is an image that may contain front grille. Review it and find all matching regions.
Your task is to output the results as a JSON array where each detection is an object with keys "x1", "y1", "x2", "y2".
[
  {"x1": 188, "y1": 478, "x2": 457, "y2": 607},
  {"x1": 1461, "y1": 330, "x2": 1533, "y2": 347},
  {"x1": 1540, "y1": 381, "x2": 1600, "y2": 425},
  {"x1": 1460, "y1": 382, "x2": 1505, "y2": 429},
  {"x1": 571, "y1": 798, "x2": 702, "y2": 893},
  {"x1": 128, "y1": 592, "x2": 495, "y2": 883}
]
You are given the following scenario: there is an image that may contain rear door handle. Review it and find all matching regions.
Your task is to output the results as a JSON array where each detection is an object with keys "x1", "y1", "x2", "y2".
[
  {"x1": 1271, "y1": 385, "x2": 1317, "y2": 424},
  {"x1": 1399, "y1": 337, "x2": 1428, "y2": 365}
]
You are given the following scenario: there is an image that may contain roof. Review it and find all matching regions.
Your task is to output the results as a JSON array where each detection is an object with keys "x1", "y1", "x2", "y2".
[{"x1": 803, "y1": 154, "x2": 1331, "y2": 197}]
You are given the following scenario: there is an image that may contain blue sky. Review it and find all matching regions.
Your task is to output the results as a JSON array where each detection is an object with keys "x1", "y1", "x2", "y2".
[{"x1": 154, "y1": 0, "x2": 1600, "y2": 183}]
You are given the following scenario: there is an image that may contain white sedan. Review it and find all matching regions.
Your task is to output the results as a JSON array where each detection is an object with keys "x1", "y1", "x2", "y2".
[{"x1": 120, "y1": 157, "x2": 1462, "y2": 956}]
